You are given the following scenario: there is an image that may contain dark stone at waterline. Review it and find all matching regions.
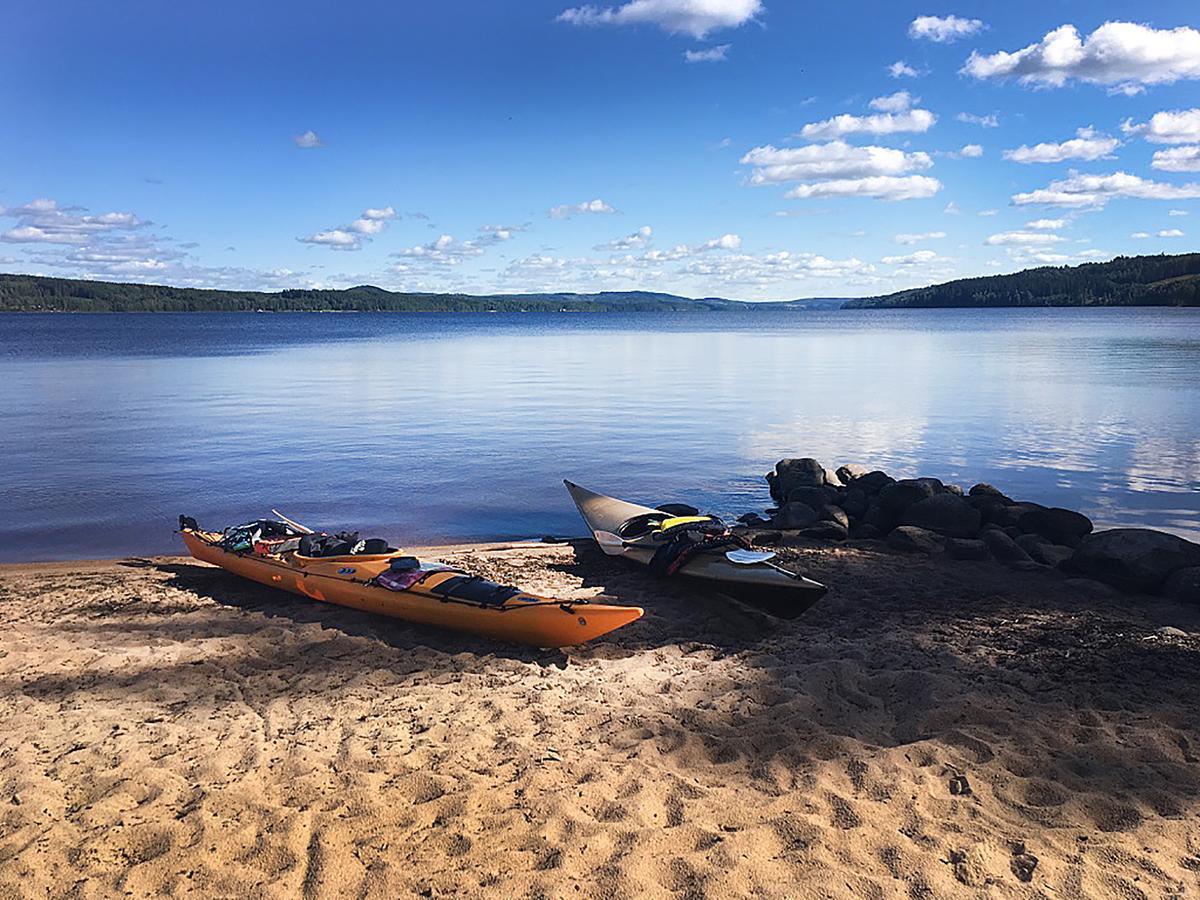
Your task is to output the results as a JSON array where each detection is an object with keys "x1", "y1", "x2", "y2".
[
  {"x1": 767, "y1": 458, "x2": 839, "y2": 503},
  {"x1": 851, "y1": 523, "x2": 883, "y2": 540},
  {"x1": 836, "y1": 463, "x2": 872, "y2": 485},
  {"x1": 849, "y1": 470, "x2": 894, "y2": 493},
  {"x1": 981, "y1": 528, "x2": 1034, "y2": 565},
  {"x1": 887, "y1": 525, "x2": 945, "y2": 555},
  {"x1": 991, "y1": 502, "x2": 1045, "y2": 529},
  {"x1": 818, "y1": 504, "x2": 850, "y2": 529},
  {"x1": 946, "y1": 538, "x2": 989, "y2": 560},
  {"x1": 786, "y1": 485, "x2": 837, "y2": 510},
  {"x1": 969, "y1": 483, "x2": 1013, "y2": 503},
  {"x1": 749, "y1": 530, "x2": 782, "y2": 546},
  {"x1": 1072, "y1": 529, "x2": 1200, "y2": 593},
  {"x1": 902, "y1": 493, "x2": 982, "y2": 538},
  {"x1": 773, "y1": 501, "x2": 818, "y2": 530},
  {"x1": 799, "y1": 520, "x2": 849, "y2": 541},
  {"x1": 737, "y1": 512, "x2": 769, "y2": 526},
  {"x1": 1018, "y1": 506, "x2": 1093, "y2": 547},
  {"x1": 944, "y1": 483, "x2": 964, "y2": 496},
  {"x1": 1016, "y1": 534, "x2": 1075, "y2": 568},
  {"x1": 878, "y1": 479, "x2": 940, "y2": 516},
  {"x1": 840, "y1": 487, "x2": 869, "y2": 518},
  {"x1": 1163, "y1": 567, "x2": 1200, "y2": 604}
]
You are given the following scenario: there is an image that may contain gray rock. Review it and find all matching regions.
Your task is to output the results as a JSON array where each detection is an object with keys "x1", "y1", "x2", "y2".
[
  {"x1": 981, "y1": 528, "x2": 1034, "y2": 564},
  {"x1": 773, "y1": 501, "x2": 818, "y2": 530},
  {"x1": 1157, "y1": 626, "x2": 1189, "y2": 637},
  {"x1": 966, "y1": 493, "x2": 1012, "y2": 526},
  {"x1": 737, "y1": 512, "x2": 769, "y2": 526},
  {"x1": 946, "y1": 538, "x2": 989, "y2": 560},
  {"x1": 851, "y1": 523, "x2": 883, "y2": 540},
  {"x1": 1163, "y1": 567, "x2": 1200, "y2": 604},
  {"x1": 749, "y1": 530, "x2": 782, "y2": 546},
  {"x1": 944, "y1": 483, "x2": 964, "y2": 496},
  {"x1": 992, "y1": 501, "x2": 1046, "y2": 529},
  {"x1": 1016, "y1": 534, "x2": 1075, "y2": 568},
  {"x1": 1063, "y1": 577, "x2": 1122, "y2": 600},
  {"x1": 656, "y1": 502, "x2": 699, "y2": 517},
  {"x1": 1071, "y1": 529, "x2": 1200, "y2": 593},
  {"x1": 786, "y1": 485, "x2": 837, "y2": 510},
  {"x1": 1018, "y1": 506, "x2": 1093, "y2": 547},
  {"x1": 969, "y1": 483, "x2": 1013, "y2": 503},
  {"x1": 818, "y1": 504, "x2": 850, "y2": 529},
  {"x1": 840, "y1": 487, "x2": 869, "y2": 518},
  {"x1": 767, "y1": 458, "x2": 837, "y2": 503},
  {"x1": 799, "y1": 520, "x2": 849, "y2": 541},
  {"x1": 878, "y1": 479, "x2": 940, "y2": 516},
  {"x1": 912, "y1": 477, "x2": 946, "y2": 495},
  {"x1": 887, "y1": 525, "x2": 945, "y2": 555},
  {"x1": 836, "y1": 463, "x2": 872, "y2": 484},
  {"x1": 849, "y1": 470, "x2": 895, "y2": 494},
  {"x1": 902, "y1": 493, "x2": 982, "y2": 538}
]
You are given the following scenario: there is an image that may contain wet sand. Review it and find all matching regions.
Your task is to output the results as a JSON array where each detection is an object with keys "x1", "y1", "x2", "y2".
[{"x1": 1, "y1": 540, "x2": 1199, "y2": 898}]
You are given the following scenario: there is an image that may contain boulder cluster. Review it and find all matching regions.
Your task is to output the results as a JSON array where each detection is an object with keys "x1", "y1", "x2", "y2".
[{"x1": 738, "y1": 458, "x2": 1200, "y2": 605}]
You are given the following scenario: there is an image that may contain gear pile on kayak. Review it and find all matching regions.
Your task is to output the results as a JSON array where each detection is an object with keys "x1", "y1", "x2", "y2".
[{"x1": 178, "y1": 515, "x2": 643, "y2": 647}]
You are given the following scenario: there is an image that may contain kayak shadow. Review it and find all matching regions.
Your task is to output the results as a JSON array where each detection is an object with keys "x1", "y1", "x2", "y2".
[{"x1": 148, "y1": 561, "x2": 573, "y2": 666}]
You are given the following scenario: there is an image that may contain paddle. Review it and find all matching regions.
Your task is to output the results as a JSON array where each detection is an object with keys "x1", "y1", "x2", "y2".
[
  {"x1": 271, "y1": 508, "x2": 315, "y2": 534},
  {"x1": 724, "y1": 547, "x2": 800, "y2": 579},
  {"x1": 593, "y1": 530, "x2": 627, "y2": 554}
]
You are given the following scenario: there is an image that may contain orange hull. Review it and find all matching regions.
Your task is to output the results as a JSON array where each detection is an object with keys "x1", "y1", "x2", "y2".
[{"x1": 181, "y1": 530, "x2": 641, "y2": 647}]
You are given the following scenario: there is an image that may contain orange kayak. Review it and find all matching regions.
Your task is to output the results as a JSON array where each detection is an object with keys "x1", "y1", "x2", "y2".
[{"x1": 180, "y1": 527, "x2": 642, "y2": 647}]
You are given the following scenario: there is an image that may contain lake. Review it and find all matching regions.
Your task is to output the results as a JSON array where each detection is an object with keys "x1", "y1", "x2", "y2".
[{"x1": 1, "y1": 308, "x2": 1198, "y2": 562}]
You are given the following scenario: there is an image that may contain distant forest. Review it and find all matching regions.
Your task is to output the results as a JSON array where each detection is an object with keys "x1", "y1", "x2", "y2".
[
  {"x1": 1, "y1": 252, "x2": 1198, "y2": 311},
  {"x1": 846, "y1": 253, "x2": 1200, "y2": 309}
]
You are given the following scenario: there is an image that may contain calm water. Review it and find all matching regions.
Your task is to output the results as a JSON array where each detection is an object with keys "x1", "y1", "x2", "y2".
[{"x1": 1, "y1": 309, "x2": 1198, "y2": 562}]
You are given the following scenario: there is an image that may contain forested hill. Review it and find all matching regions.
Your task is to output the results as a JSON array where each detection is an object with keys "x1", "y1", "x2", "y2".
[{"x1": 844, "y1": 253, "x2": 1200, "y2": 309}]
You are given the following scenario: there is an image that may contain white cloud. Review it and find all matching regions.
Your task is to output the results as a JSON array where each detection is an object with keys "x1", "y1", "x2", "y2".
[
  {"x1": 893, "y1": 231, "x2": 946, "y2": 244},
  {"x1": 1152, "y1": 145, "x2": 1200, "y2": 172},
  {"x1": 799, "y1": 108, "x2": 936, "y2": 140},
  {"x1": 959, "y1": 143, "x2": 984, "y2": 158},
  {"x1": 698, "y1": 232, "x2": 741, "y2": 250},
  {"x1": 293, "y1": 130, "x2": 323, "y2": 149},
  {"x1": 1025, "y1": 218, "x2": 1066, "y2": 230},
  {"x1": 978, "y1": 208, "x2": 998, "y2": 216},
  {"x1": 684, "y1": 44, "x2": 730, "y2": 63},
  {"x1": 0, "y1": 198, "x2": 149, "y2": 245},
  {"x1": 741, "y1": 142, "x2": 932, "y2": 182},
  {"x1": 957, "y1": 112, "x2": 999, "y2": 127},
  {"x1": 963, "y1": 22, "x2": 1200, "y2": 93},
  {"x1": 299, "y1": 205, "x2": 396, "y2": 250},
  {"x1": 1011, "y1": 171, "x2": 1200, "y2": 207},
  {"x1": 1122, "y1": 108, "x2": 1200, "y2": 144},
  {"x1": 596, "y1": 225, "x2": 653, "y2": 250},
  {"x1": 1002, "y1": 127, "x2": 1119, "y2": 163},
  {"x1": 680, "y1": 250, "x2": 874, "y2": 285},
  {"x1": 889, "y1": 60, "x2": 919, "y2": 78},
  {"x1": 943, "y1": 201, "x2": 961, "y2": 215},
  {"x1": 557, "y1": 0, "x2": 761, "y2": 39},
  {"x1": 1169, "y1": 209, "x2": 1189, "y2": 216},
  {"x1": 1159, "y1": 228, "x2": 1185, "y2": 237},
  {"x1": 984, "y1": 230, "x2": 1067, "y2": 245},
  {"x1": 548, "y1": 198, "x2": 617, "y2": 219},
  {"x1": 785, "y1": 175, "x2": 942, "y2": 201},
  {"x1": 479, "y1": 223, "x2": 527, "y2": 241},
  {"x1": 1131, "y1": 231, "x2": 1151, "y2": 239},
  {"x1": 909, "y1": 14, "x2": 983, "y2": 43},
  {"x1": 882, "y1": 249, "x2": 942, "y2": 264},
  {"x1": 869, "y1": 91, "x2": 917, "y2": 113},
  {"x1": 394, "y1": 234, "x2": 486, "y2": 265}
]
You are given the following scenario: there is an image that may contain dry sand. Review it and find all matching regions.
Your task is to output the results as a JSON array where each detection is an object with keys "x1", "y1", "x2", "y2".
[{"x1": 1, "y1": 539, "x2": 1199, "y2": 898}]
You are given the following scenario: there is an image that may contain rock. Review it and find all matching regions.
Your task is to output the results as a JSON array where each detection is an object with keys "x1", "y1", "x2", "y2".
[
  {"x1": 818, "y1": 504, "x2": 850, "y2": 529},
  {"x1": 749, "y1": 530, "x2": 782, "y2": 546},
  {"x1": 912, "y1": 477, "x2": 946, "y2": 495},
  {"x1": 840, "y1": 487, "x2": 869, "y2": 518},
  {"x1": 981, "y1": 528, "x2": 1033, "y2": 564},
  {"x1": 966, "y1": 493, "x2": 1012, "y2": 526},
  {"x1": 1157, "y1": 626, "x2": 1189, "y2": 637},
  {"x1": 946, "y1": 538, "x2": 989, "y2": 560},
  {"x1": 1163, "y1": 567, "x2": 1200, "y2": 604},
  {"x1": 1018, "y1": 506, "x2": 1093, "y2": 547},
  {"x1": 836, "y1": 463, "x2": 872, "y2": 484},
  {"x1": 878, "y1": 479, "x2": 940, "y2": 516},
  {"x1": 786, "y1": 485, "x2": 837, "y2": 510},
  {"x1": 656, "y1": 502, "x2": 699, "y2": 517},
  {"x1": 1016, "y1": 534, "x2": 1075, "y2": 568},
  {"x1": 848, "y1": 470, "x2": 895, "y2": 494},
  {"x1": 992, "y1": 501, "x2": 1045, "y2": 529},
  {"x1": 969, "y1": 483, "x2": 1013, "y2": 503},
  {"x1": 1063, "y1": 577, "x2": 1122, "y2": 600},
  {"x1": 540, "y1": 535, "x2": 565, "y2": 544},
  {"x1": 887, "y1": 525, "x2": 945, "y2": 555},
  {"x1": 773, "y1": 502, "x2": 817, "y2": 530},
  {"x1": 1071, "y1": 529, "x2": 1200, "y2": 593},
  {"x1": 851, "y1": 523, "x2": 883, "y2": 540},
  {"x1": 737, "y1": 512, "x2": 769, "y2": 526},
  {"x1": 944, "y1": 483, "x2": 964, "y2": 496},
  {"x1": 902, "y1": 494, "x2": 982, "y2": 538},
  {"x1": 767, "y1": 458, "x2": 839, "y2": 503},
  {"x1": 799, "y1": 520, "x2": 849, "y2": 541}
]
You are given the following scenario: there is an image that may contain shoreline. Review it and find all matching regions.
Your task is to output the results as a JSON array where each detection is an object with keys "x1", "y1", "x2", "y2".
[{"x1": 2, "y1": 536, "x2": 1199, "y2": 895}]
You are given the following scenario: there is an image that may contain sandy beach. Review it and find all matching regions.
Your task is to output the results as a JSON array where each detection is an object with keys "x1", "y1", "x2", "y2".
[{"x1": 2, "y1": 539, "x2": 1199, "y2": 898}]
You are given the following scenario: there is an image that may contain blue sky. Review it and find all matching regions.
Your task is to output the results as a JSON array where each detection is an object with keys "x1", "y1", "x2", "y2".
[{"x1": 2, "y1": 0, "x2": 1199, "y2": 299}]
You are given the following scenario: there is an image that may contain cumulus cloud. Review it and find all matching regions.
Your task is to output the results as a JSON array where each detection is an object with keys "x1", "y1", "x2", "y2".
[
  {"x1": 786, "y1": 175, "x2": 942, "y2": 201},
  {"x1": 1025, "y1": 218, "x2": 1066, "y2": 230},
  {"x1": 680, "y1": 250, "x2": 874, "y2": 285},
  {"x1": 1169, "y1": 209, "x2": 1189, "y2": 216},
  {"x1": 557, "y1": 0, "x2": 761, "y2": 39},
  {"x1": 1002, "y1": 127, "x2": 1119, "y2": 163},
  {"x1": 893, "y1": 231, "x2": 946, "y2": 244},
  {"x1": 957, "y1": 112, "x2": 999, "y2": 127},
  {"x1": 698, "y1": 233, "x2": 741, "y2": 250},
  {"x1": 596, "y1": 225, "x2": 654, "y2": 250},
  {"x1": 548, "y1": 198, "x2": 617, "y2": 219},
  {"x1": 293, "y1": 130, "x2": 323, "y2": 149},
  {"x1": 393, "y1": 234, "x2": 486, "y2": 265},
  {"x1": 798, "y1": 108, "x2": 936, "y2": 140},
  {"x1": 684, "y1": 44, "x2": 730, "y2": 62},
  {"x1": 958, "y1": 144, "x2": 984, "y2": 158},
  {"x1": 1, "y1": 198, "x2": 149, "y2": 245},
  {"x1": 909, "y1": 14, "x2": 983, "y2": 43},
  {"x1": 479, "y1": 223, "x2": 528, "y2": 241},
  {"x1": 889, "y1": 60, "x2": 919, "y2": 78},
  {"x1": 1122, "y1": 108, "x2": 1200, "y2": 144},
  {"x1": 962, "y1": 22, "x2": 1200, "y2": 94},
  {"x1": 1159, "y1": 228, "x2": 1185, "y2": 237},
  {"x1": 1011, "y1": 171, "x2": 1200, "y2": 207},
  {"x1": 741, "y1": 142, "x2": 933, "y2": 183},
  {"x1": 881, "y1": 249, "x2": 943, "y2": 265},
  {"x1": 1131, "y1": 231, "x2": 1151, "y2": 239},
  {"x1": 1152, "y1": 145, "x2": 1200, "y2": 172},
  {"x1": 299, "y1": 205, "x2": 396, "y2": 250},
  {"x1": 984, "y1": 230, "x2": 1067, "y2": 246},
  {"x1": 869, "y1": 91, "x2": 918, "y2": 113}
]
